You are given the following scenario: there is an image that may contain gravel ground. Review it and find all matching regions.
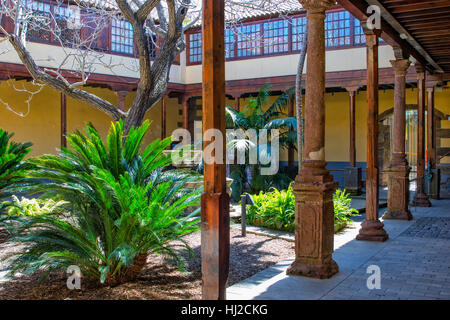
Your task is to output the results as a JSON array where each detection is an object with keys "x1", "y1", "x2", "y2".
[{"x1": 0, "y1": 227, "x2": 294, "y2": 300}]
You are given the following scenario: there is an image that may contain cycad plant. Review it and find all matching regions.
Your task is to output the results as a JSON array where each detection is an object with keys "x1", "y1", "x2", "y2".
[
  {"x1": 0, "y1": 128, "x2": 32, "y2": 222},
  {"x1": 226, "y1": 85, "x2": 296, "y2": 199},
  {"x1": 7, "y1": 121, "x2": 201, "y2": 285}
]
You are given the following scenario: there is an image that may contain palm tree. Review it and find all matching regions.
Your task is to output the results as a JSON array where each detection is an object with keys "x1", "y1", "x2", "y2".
[{"x1": 225, "y1": 85, "x2": 296, "y2": 200}]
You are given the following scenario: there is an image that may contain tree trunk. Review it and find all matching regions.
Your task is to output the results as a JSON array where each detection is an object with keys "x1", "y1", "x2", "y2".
[{"x1": 296, "y1": 21, "x2": 308, "y2": 174}]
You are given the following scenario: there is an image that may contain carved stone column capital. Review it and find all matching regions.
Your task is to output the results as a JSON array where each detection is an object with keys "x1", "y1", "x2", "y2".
[
  {"x1": 390, "y1": 59, "x2": 410, "y2": 75},
  {"x1": 299, "y1": 0, "x2": 334, "y2": 13}
]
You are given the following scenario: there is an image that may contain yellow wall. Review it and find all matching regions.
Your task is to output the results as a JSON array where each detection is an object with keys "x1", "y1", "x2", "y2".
[{"x1": 1, "y1": 79, "x2": 449, "y2": 165}]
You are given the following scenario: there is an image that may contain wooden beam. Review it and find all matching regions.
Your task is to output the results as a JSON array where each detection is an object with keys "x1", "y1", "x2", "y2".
[{"x1": 200, "y1": 0, "x2": 230, "y2": 300}]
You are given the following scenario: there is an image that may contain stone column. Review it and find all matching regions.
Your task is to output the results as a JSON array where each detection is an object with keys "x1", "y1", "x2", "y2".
[
  {"x1": 344, "y1": 87, "x2": 362, "y2": 195},
  {"x1": 413, "y1": 64, "x2": 431, "y2": 207},
  {"x1": 356, "y1": 26, "x2": 388, "y2": 242},
  {"x1": 286, "y1": 0, "x2": 338, "y2": 279},
  {"x1": 383, "y1": 58, "x2": 413, "y2": 220}
]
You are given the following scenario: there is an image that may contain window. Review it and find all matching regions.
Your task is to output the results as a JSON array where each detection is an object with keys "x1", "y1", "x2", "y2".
[
  {"x1": 237, "y1": 24, "x2": 261, "y2": 57},
  {"x1": 225, "y1": 28, "x2": 235, "y2": 59},
  {"x1": 291, "y1": 16, "x2": 307, "y2": 51},
  {"x1": 189, "y1": 32, "x2": 202, "y2": 63},
  {"x1": 263, "y1": 19, "x2": 289, "y2": 54},
  {"x1": 25, "y1": 0, "x2": 52, "y2": 42},
  {"x1": 325, "y1": 10, "x2": 351, "y2": 47},
  {"x1": 354, "y1": 18, "x2": 365, "y2": 45},
  {"x1": 54, "y1": 5, "x2": 78, "y2": 44},
  {"x1": 111, "y1": 19, "x2": 134, "y2": 55}
]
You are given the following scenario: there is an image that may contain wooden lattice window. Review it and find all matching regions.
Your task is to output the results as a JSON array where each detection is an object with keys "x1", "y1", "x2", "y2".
[
  {"x1": 225, "y1": 28, "x2": 235, "y2": 59},
  {"x1": 25, "y1": 0, "x2": 52, "y2": 42},
  {"x1": 353, "y1": 18, "x2": 365, "y2": 45},
  {"x1": 54, "y1": 5, "x2": 78, "y2": 45},
  {"x1": 291, "y1": 16, "x2": 307, "y2": 51},
  {"x1": 263, "y1": 19, "x2": 289, "y2": 54},
  {"x1": 325, "y1": 10, "x2": 351, "y2": 47},
  {"x1": 111, "y1": 19, "x2": 134, "y2": 55},
  {"x1": 189, "y1": 32, "x2": 202, "y2": 63},
  {"x1": 237, "y1": 24, "x2": 261, "y2": 57}
]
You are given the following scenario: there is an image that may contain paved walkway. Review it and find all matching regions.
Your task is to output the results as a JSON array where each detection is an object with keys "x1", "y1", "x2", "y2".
[{"x1": 227, "y1": 199, "x2": 450, "y2": 300}]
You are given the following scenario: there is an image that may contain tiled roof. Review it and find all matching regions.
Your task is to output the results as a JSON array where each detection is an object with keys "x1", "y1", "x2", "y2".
[{"x1": 77, "y1": 0, "x2": 304, "y2": 24}]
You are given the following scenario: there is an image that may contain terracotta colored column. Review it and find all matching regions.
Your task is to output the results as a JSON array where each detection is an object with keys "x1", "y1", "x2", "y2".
[
  {"x1": 286, "y1": 0, "x2": 339, "y2": 279},
  {"x1": 181, "y1": 95, "x2": 190, "y2": 144},
  {"x1": 116, "y1": 91, "x2": 128, "y2": 111},
  {"x1": 60, "y1": 93, "x2": 67, "y2": 148},
  {"x1": 356, "y1": 26, "x2": 388, "y2": 242},
  {"x1": 344, "y1": 87, "x2": 362, "y2": 195},
  {"x1": 383, "y1": 57, "x2": 412, "y2": 220},
  {"x1": 413, "y1": 64, "x2": 431, "y2": 207},
  {"x1": 201, "y1": 0, "x2": 230, "y2": 300},
  {"x1": 161, "y1": 95, "x2": 167, "y2": 140},
  {"x1": 426, "y1": 83, "x2": 438, "y2": 169},
  {"x1": 234, "y1": 95, "x2": 240, "y2": 112},
  {"x1": 288, "y1": 96, "x2": 295, "y2": 167},
  {"x1": 347, "y1": 87, "x2": 358, "y2": 167}
]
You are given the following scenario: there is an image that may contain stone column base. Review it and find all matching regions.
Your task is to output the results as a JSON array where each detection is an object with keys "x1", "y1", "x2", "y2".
[
  {"x1": 287, "y1": 162, "x2": 339, "y2": 279},
  {"x1": 412, "y1": 193, "x2": 431, "y2": 207},
  {"x1": 344, "y1": 166, "x2": 362, "y2": 195},
  {"x1": 287, "y1": 257, "x2": 338, "y2": 279},
  {"x1": 356, "y1": 219, "x2": 389, "y2": 242},
  {"x1": 383, "y1": 166, "x2": 413, "y2": 220}
]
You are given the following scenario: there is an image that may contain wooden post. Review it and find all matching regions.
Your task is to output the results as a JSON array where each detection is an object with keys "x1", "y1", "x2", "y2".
[
  {"x1": 60, "y1": 93, "x2": 67, "y2": 148},
  {"x1": 383, "y1": 55, "x2": 412, "y2": 220},
  {"x1": 346, "y1": 87, "x2": 358, "y2": 167},
  {"x1": 161, "y1": 95, "x2": 167, "y2": 140},
  {"x1": 116, "y1": 91, "x2": 128, "y2": 111},
  {"x1": 356, "y1": 25, "x2": 388, "y2": 242},
  {"x1": 286, "y1": 0, "x2": 339, "y2": 279},
  {"x1": 426, "y1": 83, "x2": 438, "y2": 169},
  {"x1": 234, "y1": 95, "x2": 240, "y2": 112},
  {"x1": 201, "y1": 0, "x2": 230, "y2": 300},
  {"x1": 288, "y1": 96, "x2": 295, "y2": 167},
  {"x1": 181, "y1": 95, "x2": 190, "y2": 145},
  {"x1": 413, "y1": 64, "x2": 431, "y2": 207}
]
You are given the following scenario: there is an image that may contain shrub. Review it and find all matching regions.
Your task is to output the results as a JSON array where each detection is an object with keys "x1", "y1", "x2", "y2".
[
  {"x1": 7, "y1": 121, "x2": 201, "y2": 285},
  {"x1": 0, "y1": 128, "x2": 32, "y2": 222},
  {"x1": 246, "y1": 187, "x2": 356, "y2": 232},
  {"x1": 7, "y1": 196, "x2": 67, "y2": 217}
]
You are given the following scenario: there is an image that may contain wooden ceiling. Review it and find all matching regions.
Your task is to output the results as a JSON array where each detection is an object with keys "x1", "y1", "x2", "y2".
[{"x1": 378, "y1": 0, "x2": 450, "y2": 73}]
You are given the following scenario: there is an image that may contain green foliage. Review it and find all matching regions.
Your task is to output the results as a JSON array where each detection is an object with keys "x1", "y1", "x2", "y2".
[
  {"x1": 7, "y1": 120, "x2": 201, "y2": 285},
  {"x1": 246, "y1": 187, "x2": 357, "y2": 232},
  {"x1": 7, "y1": 196, "x2": 67, "y2": 217},
  {"x1": 226, "y1": 85, "x2": 296, "y2": 200},
  {"x1": 0, "y1": 128, "x2": 32, "y2": 222},
  {"x1": 333, "y1": 189, "x2": 358, "y2": 224}
]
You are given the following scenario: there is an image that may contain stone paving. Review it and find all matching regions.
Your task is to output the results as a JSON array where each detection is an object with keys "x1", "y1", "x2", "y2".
[{"x1": 227, "y1": 199, "x2": 450, "y2": 300}]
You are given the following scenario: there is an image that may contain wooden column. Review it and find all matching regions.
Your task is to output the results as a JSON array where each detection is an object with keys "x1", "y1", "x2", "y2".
[
  {"x1": 116, "y1": 91, "x2": 128, "y2": 111},
  {"x1": 60, "y1": 93, "x2": 67, "y2": 148},
  {"x1": 201, "y1": 0, "x2": 230, "y2": 300},
  {"x1": 426, "y1": 83, "x2": 438, "y2": 169},
  {"x1": 181, "y1": 95, "x2": 190, "y2": 144},
  {"x1": 383, "y1": 56, "x2": 412, "y2": 220},
  {"x1": 346, "y1": 87, "x2": 358, "y2": 167},
  {"x1": 234, "y1": 95, "x2": 240, "y2": 112},
  {"x1": 288, "y1": 96, "x2": 295, "y2": 167},
  {"x1": 356, "y1": 26, "x2": 388, "y2": 242},
  {"x1": 413, "y1": 64, "x2": 431, "y2": 207},
  {"x1": 286, "y1": 0, "x2": 338, "y2": 279},
  {"x1": 161, "y1": 95, "x2": 167, "y2": 140}
]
